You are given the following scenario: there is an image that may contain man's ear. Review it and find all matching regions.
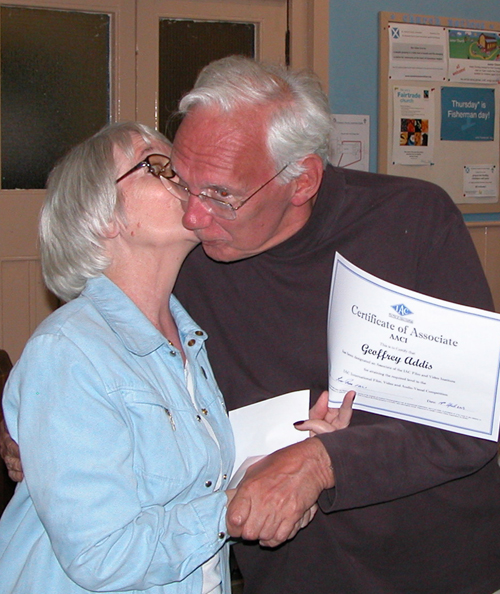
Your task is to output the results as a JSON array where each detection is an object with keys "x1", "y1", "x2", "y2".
[
  {"x1": 291, "y1": 154, "x2": 325, "y2": 207},
  {"x1": 102, "y1": 219, "x2": 121, "y2": 239}
]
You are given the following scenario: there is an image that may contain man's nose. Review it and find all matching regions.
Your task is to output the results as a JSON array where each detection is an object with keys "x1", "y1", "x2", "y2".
[{"x1": 182, "y1": 194, "x2": 214, "y2": 230}]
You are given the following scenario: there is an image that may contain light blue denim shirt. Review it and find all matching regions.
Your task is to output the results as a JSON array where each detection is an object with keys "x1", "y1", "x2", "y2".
[{"x1": 0, "y1": 275, "x2": 235, "y2": 594}]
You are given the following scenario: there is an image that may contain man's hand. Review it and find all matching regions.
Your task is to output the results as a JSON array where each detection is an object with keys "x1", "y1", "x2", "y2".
[
  {"x1": 226, "y1": 437, "x2": 334, "y2": 547},
  {"x1": 0, "y1": 418, "x2": 23, "y2": 482},
  {"x1": 294, "y1": 390, "x2": 355, "y2": 436}
]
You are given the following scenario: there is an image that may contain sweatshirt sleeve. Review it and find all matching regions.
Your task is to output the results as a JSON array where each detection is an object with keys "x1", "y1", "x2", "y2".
[{"x1": 318, "y1": 187, "x2": 498, "y2": 512}]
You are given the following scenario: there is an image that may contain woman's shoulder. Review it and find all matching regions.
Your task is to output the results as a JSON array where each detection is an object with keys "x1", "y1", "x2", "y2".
[{"x1": 31, "y1": 292, "x2": 102, "y2": 342}]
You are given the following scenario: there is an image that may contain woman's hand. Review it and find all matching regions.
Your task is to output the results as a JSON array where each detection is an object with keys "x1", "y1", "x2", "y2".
[{"x1": 294, "y1": 390, "x2": 355, "y2": 436}]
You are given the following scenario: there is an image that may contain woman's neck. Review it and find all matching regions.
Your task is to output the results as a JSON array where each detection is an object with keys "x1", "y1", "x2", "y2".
[{"x1": 104, "y1": 244, "x2": 192, "y2": 356}]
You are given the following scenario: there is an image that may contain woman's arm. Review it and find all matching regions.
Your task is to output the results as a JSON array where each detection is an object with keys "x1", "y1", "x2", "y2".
[{"x1": 4, "y1": 332, "x2": 230, "y2": 592}]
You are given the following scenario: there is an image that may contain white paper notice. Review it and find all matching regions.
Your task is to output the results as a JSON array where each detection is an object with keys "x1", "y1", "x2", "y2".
[
  {"x1": 462, "y1": 164, "x2": 498, "y2": 203},
  {"x1": 328, "y1": 254, "x2": 500, "y2": 441},
  {"x1": 388, "y1": 23, "x2": 447, "y2": 81},
  {"x1": 228, "y1": 390, "x2": 310, "y2": 486},
  {"x1": 330, "y1": 114, "x2": 370, "y2": 171}
]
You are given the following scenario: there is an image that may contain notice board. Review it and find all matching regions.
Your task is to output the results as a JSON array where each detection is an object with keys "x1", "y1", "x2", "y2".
[{"x1": 378, "y1": 11, "x2": 500, "y2": 214}]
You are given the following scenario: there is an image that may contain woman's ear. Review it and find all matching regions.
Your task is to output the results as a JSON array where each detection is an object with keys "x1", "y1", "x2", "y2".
[{"x1": 290, "y1": 154, "x2": 325, "y2": 207}]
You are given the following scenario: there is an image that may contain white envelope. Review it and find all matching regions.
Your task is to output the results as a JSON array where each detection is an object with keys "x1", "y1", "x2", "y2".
[{"x1": 228, "y1": 390, "x2": 310, "y2": 486}]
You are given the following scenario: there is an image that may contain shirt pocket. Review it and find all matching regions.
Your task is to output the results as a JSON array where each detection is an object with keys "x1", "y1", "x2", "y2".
[{"x1": 122, "y1": 390, "x2": 195, "y2": 502}]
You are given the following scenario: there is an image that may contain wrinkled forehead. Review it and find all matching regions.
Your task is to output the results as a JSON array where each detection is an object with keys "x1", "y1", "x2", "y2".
[{"x1": 172, "y1": 105, "x2": 270, "y2": 174}]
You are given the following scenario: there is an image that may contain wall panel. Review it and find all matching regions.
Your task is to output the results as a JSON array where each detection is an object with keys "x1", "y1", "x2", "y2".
[
  {"x1": 0, "y1": 258, "x2": 57, "y2": 362},
  {"x1": 467, "y1": 221, "x2": 500, "y2": 312}
]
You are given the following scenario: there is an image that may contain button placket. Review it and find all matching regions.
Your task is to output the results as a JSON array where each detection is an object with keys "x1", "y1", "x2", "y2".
[
  {"x1": 184, "y1": 333, "x2": 224, "y2": 495},
  {"x1": 166, "y1": 338, "x2": 177, "y2": 357}
]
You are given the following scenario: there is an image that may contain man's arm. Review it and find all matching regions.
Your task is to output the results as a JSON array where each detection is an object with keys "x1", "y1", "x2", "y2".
[
  {"x1": 0, "y1": 349, "x2": 22, "y2": 482},
  {"x1": 226, "y1": 437, "x2": 333, "y2": 547},
  {"x1": 0, "y1": 409, "x2": 22, "y2": 482},
  {"x1": 226, "y1": 390, "x2": 355, "y2": 546}
]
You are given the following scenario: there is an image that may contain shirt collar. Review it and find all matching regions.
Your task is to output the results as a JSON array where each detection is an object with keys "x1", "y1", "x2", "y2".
[{"x1": 82, "y1": 275, "x2": 207, "y2": 356}]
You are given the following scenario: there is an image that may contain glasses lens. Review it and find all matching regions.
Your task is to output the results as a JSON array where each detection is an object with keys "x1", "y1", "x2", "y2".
[
  {"x1": 162, "y1": 178, "x2": 190, "y2": 202},
  {"x1": 202, "y1": 195, "x2": 236, "y2": 220},
  {"x1": 147, "y1": 155, "x2": 172, "y2": 179}
]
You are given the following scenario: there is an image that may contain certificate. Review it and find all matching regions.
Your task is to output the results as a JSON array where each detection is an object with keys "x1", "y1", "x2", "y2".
[{"x1": 328, "y1": 254, "x2": 500, "y2": 441}]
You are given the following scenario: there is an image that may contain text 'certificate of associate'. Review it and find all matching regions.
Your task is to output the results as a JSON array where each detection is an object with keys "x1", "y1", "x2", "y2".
[{"x1": 328, "y1": 254, "x2": 500, "y2": 441}]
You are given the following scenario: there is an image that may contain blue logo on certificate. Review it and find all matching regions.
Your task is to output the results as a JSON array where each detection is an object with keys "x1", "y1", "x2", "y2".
[{"x1": 391, "y1": 304, "x2": 413, "y2": 316}]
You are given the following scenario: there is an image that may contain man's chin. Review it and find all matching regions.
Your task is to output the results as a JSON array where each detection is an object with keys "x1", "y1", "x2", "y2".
[{"x1": 201, "y1": 241, "x2": 248, "y2": 263}]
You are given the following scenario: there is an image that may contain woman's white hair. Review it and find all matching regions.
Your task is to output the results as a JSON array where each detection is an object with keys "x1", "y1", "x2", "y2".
[
  {"x1": 39, "y1": 121, "x2": 170, "y2": 302},
  {"x1": 178, "y1": 55, "x2": 333, "y2": 181}
]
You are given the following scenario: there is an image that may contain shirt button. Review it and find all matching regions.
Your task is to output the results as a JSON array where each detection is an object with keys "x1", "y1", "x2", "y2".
[
  {"x1": 218, "y1": 531, "x2": 226, "y2": 539},
  {"x1": 205, "y1": 480, "x2": 212, "y2": 488},
  {"x1": 196, "y1": 415, "x2": 202, "y2": 422},
  {"x1": 195, "y1": 330, "x2": 204, "y2": 336},
  {"x1": 201, "y1": 408, "x2": 208, "y2": 415},
  {"x1": 222, "y1": 474, "x2": 227, "y2": 480},
  {"x1": 187, "y1": 339, "x2": 196, "y2": 347},
  {"x1": 169, "y1": 351, "x2": 176, "y2": 357}
]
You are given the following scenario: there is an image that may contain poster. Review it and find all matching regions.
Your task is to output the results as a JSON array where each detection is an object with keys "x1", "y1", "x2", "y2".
[
  {"x1": 392, "y1": 86, "x2": 435, "y2": 165},
  {"x1": 441, "y1": 87, "x2": 495, "y2": 141},
  {"x1": 448, "y1": 29, "x2": 500, "y2": 84},
  {"x1": 389, "y1": 23, "x2": 447, "y2": 81}
]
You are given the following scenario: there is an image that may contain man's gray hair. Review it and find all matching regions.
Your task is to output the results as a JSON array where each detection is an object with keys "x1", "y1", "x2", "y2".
[
  {"x1": 178, "y1": 56, "x2": 332, "y2": 181},
  {"x1": 40, "y1": 121, "x2": 170, "y2": 302}
]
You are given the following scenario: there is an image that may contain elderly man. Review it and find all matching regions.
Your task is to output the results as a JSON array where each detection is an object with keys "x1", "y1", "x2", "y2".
[
  {"x1": 3, "y1": 56, "x2": 500, "y2": 593},
  {"x1": 172, "y1": 57, "x2": 500, "y2": 594}
]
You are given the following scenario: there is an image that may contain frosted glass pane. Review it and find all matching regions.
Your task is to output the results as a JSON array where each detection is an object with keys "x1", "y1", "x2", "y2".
[
  {"x1": 159, "y1": 19, "x2": 254, "y2": 140},
  {"x1": 1, "y1": 6, "x2": 110, "y2": 189}
]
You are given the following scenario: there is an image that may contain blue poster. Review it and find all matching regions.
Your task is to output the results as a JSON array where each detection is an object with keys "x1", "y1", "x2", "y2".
[{"x1": 441, "y1": 87, "x2": 495, "y2": 141}]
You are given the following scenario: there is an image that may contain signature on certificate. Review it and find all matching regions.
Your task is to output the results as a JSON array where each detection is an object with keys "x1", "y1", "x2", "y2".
[
  {"x1": 335, "y1": 376, "x2": 366, "y2": 389},
  {"x1": 438, "y1": 401, "x2": 466, "y2": 410}
]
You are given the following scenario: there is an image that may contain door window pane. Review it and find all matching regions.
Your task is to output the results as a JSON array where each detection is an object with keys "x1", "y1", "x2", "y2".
[
  {"x1": 159, "y1": 19, "x2": 254, "y2": 139},
  {"x1": 1, "y1": 6, "x2": 110, "y2": 189}
]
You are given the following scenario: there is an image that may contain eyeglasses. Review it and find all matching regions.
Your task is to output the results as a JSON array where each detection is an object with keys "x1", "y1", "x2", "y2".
[
  {"x1": 164, "y1": 163, "x2": 289, "y2": 221},
  {"x1": 116, "y1": 153, "x2": 175, "y2": 183}
]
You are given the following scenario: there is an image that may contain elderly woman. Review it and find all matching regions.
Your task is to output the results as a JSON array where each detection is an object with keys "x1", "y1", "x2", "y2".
[
  {"x1": 0, "y1": 122, "x2": 353, "y2": 594},
  {"x1": 0, "y1": 122, "x2": 235, "y2": 594}
]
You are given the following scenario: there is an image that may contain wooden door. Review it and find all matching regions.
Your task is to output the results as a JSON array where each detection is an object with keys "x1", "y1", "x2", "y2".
[
  {"x1": 136, "y1": 0, "x2": 329, "y2": 130},
  {"x1": 0, "y1": 0, "x2": 328, "y2": 362},
  {"x1": 0, "y1": 0, "x2": 135, "y2": 363}
]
